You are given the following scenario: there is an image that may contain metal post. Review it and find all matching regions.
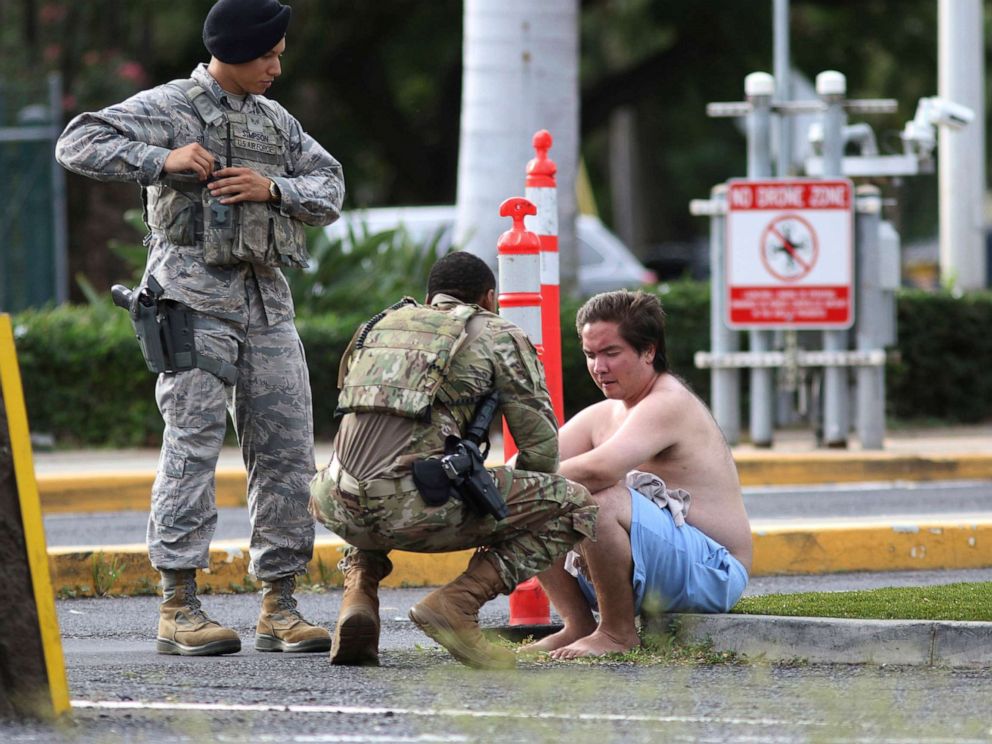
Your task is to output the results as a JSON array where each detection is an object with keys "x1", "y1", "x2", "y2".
[
  {"x1": 773, "y1": 0, "x2": 791, "y2": 177},
  {"x1": 48, "y1": 72, "x2": 68, "y2": 305},
  {"x1": 855, "y1": 185, "x2": 884, "y2": 449},
  {"x1": 938, "y1": 0, "x2": 986, "y2": 290},
  {"x1": 709, "y1": 184, "x2": 739, "y2": 444},
  {"x1": 745, "y1": 72, "x2": 774, "y2": 447},
  {"x1": 817, "y1": 70, "x2": 849, "y2": 447},
  {"x1": 773, "y1": 0, "x2": 800, "y2": 428}
]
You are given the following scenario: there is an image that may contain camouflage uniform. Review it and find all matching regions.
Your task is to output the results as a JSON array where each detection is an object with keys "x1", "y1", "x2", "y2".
[
  {"x1": 56, "y1": 64, "x2": 344, "y2": 580},
  {"x1": 310, "y1": 295, "x2": 597, "y2": 590}
]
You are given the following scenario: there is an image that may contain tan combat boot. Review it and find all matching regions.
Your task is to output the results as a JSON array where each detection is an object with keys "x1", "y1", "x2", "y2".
[
  {"x1": 255, "y1": 575, "x2": 331, "y2": 653},
  {"x1": 408, "y1": 553, "x2": 516, "y2": 670},
  {"x1": 330, "y1": 552, "x2": 393, "y2": 666},
  {"x1": 157, "y1": 569, "x2": 241, "y2": 656}
]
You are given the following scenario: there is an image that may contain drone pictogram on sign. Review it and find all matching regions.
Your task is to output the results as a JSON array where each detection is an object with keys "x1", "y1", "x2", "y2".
[{"x1": 759, "y1": 214, "x2": 819, "y2": 282}]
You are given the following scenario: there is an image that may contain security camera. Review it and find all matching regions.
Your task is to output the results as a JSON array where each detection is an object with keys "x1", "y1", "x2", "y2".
[
  {"x1": 901, "y1": 96, "x2": 974, "y2": 157},
  {"x1": 921, "y1": 97, "x2": 974, "y2": 129}
]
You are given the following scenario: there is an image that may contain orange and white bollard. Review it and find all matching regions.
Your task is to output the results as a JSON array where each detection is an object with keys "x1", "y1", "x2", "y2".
[
  {"x1": 497, "y1": 196, "x2": 542, "y2": 463},
  {"x1": 496, "y1": 196, "x2": 553, "y2": 628},
  {"x1": 525, "y1": 129, "x2": 564, "y2": 425}
]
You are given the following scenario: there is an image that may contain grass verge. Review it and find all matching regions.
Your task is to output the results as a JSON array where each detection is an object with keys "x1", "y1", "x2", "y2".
[{"x1": 734, "y1": 581, "x2": 992, "y2": 621}]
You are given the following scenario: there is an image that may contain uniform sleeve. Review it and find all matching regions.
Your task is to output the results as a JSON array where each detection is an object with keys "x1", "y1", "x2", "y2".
[
  {"x1": 489, "y1": 320, "x2": 559, "y2": 473},
  {"x1": 55, "y1": 87, "x2": 177, "y2": 186},
  {"x1": 266, "y1": 105, "x2": 345, "y2": 228}
]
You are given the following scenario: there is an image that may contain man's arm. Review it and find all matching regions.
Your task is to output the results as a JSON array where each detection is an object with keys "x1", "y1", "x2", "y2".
[
  {"x1": 559, "y1": 390, "x2": 679, "y2": 493},
  {"x1": 262, "y1": 104, "x2": 345, "y2": 227},
  {"x1": 490, "y1": 321, "x2": 559, "y2": 474},
  {"x1": 55, "y1": 88, "x2": 179, "y2": 186}
]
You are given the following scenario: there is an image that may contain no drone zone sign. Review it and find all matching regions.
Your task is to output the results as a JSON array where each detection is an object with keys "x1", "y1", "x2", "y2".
[{"x1": 726, "y1": 178, "x2": 854, "y2": 329}]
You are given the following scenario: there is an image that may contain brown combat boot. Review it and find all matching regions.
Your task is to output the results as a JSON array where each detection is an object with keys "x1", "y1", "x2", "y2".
[
  {"x1": 156, "y1": 569, "x2": 241, "y2": 656},
  {"x1": 255, "y1": 575, "x2": 331, "y2": 653},
  {"x1": 330, "y1": 552, "x2": 393, "y2": 666},
  {"x1": 408, "y1": 553, "x2": 516, "y2": 670}
]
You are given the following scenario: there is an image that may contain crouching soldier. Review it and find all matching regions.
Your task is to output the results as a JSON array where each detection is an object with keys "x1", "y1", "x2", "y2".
[{"x1": 310, "y1": 251, "x2": 597, "y2": 669}]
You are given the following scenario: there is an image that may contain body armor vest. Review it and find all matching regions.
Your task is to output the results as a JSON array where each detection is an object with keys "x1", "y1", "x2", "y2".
[
  {"x1": 143, "y1": 79, "x2": 308, "y2": 269},
  {"x1": 337, "y1": 300, "x2": 481, "y2": 420}
]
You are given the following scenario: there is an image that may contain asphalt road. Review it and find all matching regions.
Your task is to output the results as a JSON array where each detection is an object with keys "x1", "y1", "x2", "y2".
[
  {"x1": 40, "y1": 479, "x2": 992, "y2": 549},
  {"x1": 3, "y1": 582, "x2": 992, "y2": 743}
]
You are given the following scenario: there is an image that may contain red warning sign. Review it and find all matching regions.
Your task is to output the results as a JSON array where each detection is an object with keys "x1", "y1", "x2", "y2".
[{"x1": 726, "y1": 179, "x2": 854, "y2": 328}]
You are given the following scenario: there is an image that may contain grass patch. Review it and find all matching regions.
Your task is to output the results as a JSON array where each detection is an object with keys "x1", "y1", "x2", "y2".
[
  {"x1": 734, "y1": 581, "x2": 992, "y2": 621},
  {"x1": 514, "y1": 632, "x2": 742, "y2": 666}
]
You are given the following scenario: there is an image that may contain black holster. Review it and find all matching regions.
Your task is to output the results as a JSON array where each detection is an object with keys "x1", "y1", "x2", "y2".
[{"x1": 111, "y1": 276, "x2": 238, "y2": 386}]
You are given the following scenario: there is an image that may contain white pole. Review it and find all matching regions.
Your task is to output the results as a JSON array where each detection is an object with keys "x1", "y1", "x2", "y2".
[{"x1": 938, "y1": 0, "x2": 986, "y2": 290}]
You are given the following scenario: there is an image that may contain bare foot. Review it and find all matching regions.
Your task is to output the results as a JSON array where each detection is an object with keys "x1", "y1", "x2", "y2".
[
  {"x1": 548, "y1": 629, "x2": 640, "y2": 660},
  {"x1": 517, "y1": 622, "x2": 596, "y2": 655}
]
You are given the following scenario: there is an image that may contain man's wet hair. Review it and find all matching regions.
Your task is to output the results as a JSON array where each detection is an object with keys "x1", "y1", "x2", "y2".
[
  {"x1": 427, "y1": 251, "x2": 496, "y2": 305},
  {"x1": 575, "y1": 289, "x2": 669, "y2": 372}
]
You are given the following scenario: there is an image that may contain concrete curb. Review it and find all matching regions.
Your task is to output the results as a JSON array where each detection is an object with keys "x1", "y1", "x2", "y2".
[
  {"x1": 672, "y1": 613, "x2": 992, "y2": 668},
  {"x1": 35, "y1": 451, "x2": 992, "y2": 514},
  {"x1": 49, "y1": 537, "x2": 475, "y2": 598},
  {"x1": 735, "y1": 451, "x2": 992, "y2": 486},
  {"x1": 47, "y1": 516, "x2": 992, "y2": 598},
  {"x1": 751, "y1": 516, "x2": 992, "y2": 574}
]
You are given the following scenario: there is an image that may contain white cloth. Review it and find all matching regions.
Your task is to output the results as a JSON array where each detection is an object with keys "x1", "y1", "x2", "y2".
[{"x1": 563, "y1": 471, "x2": 691, "y2": 579}]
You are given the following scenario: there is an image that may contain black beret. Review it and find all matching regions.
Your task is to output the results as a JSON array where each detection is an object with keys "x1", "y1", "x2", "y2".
[{"x1": 203, "y1": 0, "x2": 291, "y2": 65}]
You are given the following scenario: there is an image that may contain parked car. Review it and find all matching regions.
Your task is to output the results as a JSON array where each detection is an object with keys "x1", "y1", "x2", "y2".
[{"x1": 323, "y1": 205, "x2": 657, "y2": 296}]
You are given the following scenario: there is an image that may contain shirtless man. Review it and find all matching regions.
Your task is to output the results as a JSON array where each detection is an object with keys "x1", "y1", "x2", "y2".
[{"x1": 524, "y1": 289, "x2": 752, "y2": 659}]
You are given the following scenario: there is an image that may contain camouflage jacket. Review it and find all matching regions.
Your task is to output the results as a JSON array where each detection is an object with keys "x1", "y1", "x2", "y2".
[
  {"x1": 55, "y1": 64, "x2": 345, "y2": 325},
  {"x1": 334, "y1": 294, "x2": 559, "y2": 478}
]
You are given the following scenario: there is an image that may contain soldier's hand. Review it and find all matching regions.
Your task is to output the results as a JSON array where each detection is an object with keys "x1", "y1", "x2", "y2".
[
  {"x1": 162, "y1": 143, "x2": 215, "y2": 181},
  {"x1": 208, "y1": 167, "x2": 272, "y2": 204}
]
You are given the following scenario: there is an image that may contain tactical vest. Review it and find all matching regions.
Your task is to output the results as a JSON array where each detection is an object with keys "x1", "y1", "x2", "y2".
[
  {"x1": 336, "y1": 299, "x2": 481, "y2": 420},
  {"x1": 143, "y1": 79, "x2": 309, "y2": 269}
]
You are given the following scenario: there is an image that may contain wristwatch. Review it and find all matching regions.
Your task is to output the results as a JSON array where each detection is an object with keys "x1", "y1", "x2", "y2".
[{"x1": 268, "y1": 179, "x2": 281, "y2": 204}]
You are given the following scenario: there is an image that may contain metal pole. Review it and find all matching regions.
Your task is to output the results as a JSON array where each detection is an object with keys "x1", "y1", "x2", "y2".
[
  {"x1": 938, "y1": 0, "x2": 986, "y2": 290},
  {"x1": 817, "y1": 70, "x2": 849, "y2": 447},
  {"x1": 773, "y1": 0, "x2": 791, "y2": 177},
  {"x1": 48, "y1": 72, "x2": 68, "y2": 305},
  {"x1": 709, "y1": 184, "x2": 739, "y2": 445},
  {"x1": 745, "y1": 72, "x2": 774, "y2": 447},
  {"x1": 773, "y1": 0, "x2": 799, "y2": 428},
  {"x1": 855, "y1": 185, "x2": 884, "y2": 449}
]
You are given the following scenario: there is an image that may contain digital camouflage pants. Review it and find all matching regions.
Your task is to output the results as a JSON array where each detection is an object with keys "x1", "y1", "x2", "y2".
[
  {"x1": 148, "y1": 279, "x2": 316, "y2": 580},
  {"x1": 309, "y1": 464, "x2": 598, "y2": 591}
]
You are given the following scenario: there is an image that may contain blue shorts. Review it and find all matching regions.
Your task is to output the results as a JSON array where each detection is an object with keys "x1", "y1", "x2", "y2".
[{"x1": 577, "y1": 487, "x2": 748, "y2": 615}]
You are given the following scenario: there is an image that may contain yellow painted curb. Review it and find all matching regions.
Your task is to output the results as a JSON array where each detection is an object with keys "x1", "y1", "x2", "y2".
[
  {"x1": 38, "y1": 469, "x2": 248, "y2": 513},
  {"x1": 47, "y1": 520, "x2": 992, "y2": 598},
  {"x1": 37, "y1": 453, "x2": 992, "y2": 514},
  {"x1": 752, "y1": 517, "x2": 992, "y2": 575},
  {"x1": 736, "y1": 452, "x2": 992, "y2": 486},
  {"x1": 48, "y1": 537, "x2": 474, "y2": 598}
]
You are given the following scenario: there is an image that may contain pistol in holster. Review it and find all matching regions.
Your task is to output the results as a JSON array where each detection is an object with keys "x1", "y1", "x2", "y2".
[
  {"x1": 411, "y1": 392, "x2": 508, "y2": 521},
  {"x1": 111, "y1": 276, "x2": 238, "y2": 386}
]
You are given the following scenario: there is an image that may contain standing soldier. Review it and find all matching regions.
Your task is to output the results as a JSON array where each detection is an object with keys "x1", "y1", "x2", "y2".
[
  {"x1": 56, "y1": 0, "x2": 344, "y2": 656},
  {"x1": 309, "y1": 251, "x2": 598, "y2": 669}
]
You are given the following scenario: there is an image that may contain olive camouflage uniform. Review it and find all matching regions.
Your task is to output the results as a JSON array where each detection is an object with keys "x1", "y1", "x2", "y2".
[
  {"x1": 309, "y1": 295, "x2": 597, "y2": 590},
  {"x1": 56, "y1": 63, "x2": 344, "y2": 580}
]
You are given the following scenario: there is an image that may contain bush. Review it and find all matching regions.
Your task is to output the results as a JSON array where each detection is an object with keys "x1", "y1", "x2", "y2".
[
  {"x1": 888, "y1": 289, "x2": 992, "y2": 422},
  {"x1": 12, "y1": 303, "x2": 159, "y2": 446},
  {"x1": 10, "y1": 282, "x2": 992, "y2": 447}
]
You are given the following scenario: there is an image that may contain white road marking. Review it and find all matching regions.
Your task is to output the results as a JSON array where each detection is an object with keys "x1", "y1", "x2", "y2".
[{"x1": 71, "y1": 699, "x2": 815, "y2": 727}]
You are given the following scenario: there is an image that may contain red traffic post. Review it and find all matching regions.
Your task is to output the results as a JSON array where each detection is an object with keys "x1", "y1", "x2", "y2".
[
  {"x1": 497, "y1": 196, "x2": 543, "y2": 463},
  {"x1": 496, "y1": 197, "x2": 553, "y2": 628},
  {"x1": 525, "y1": 130, "x2": 564, "y2": 426}
]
